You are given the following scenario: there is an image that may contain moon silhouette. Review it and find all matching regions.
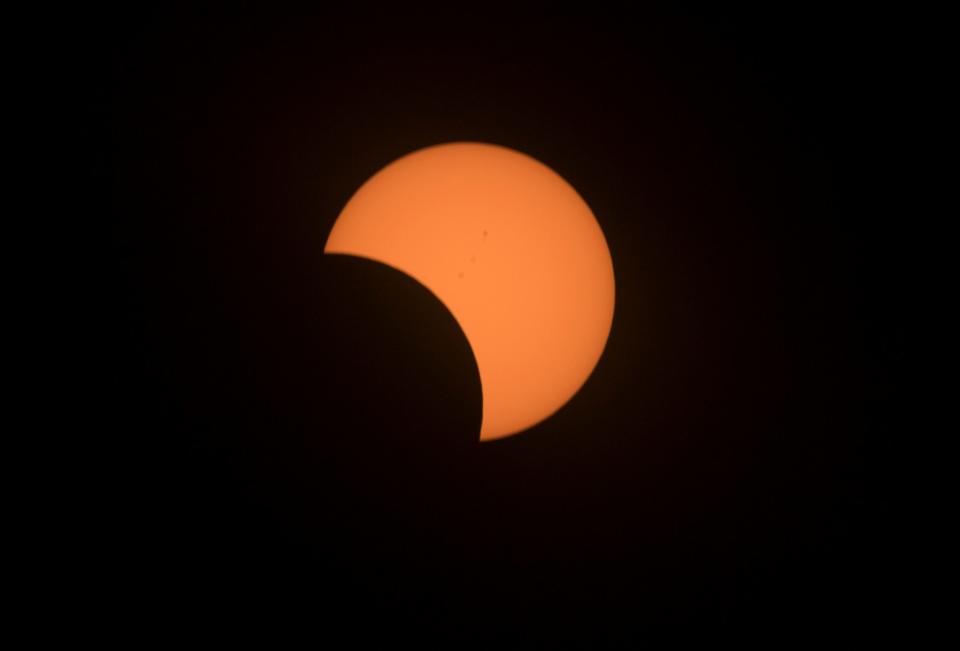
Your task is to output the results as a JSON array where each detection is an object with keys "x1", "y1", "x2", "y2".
[{"x1": 325, "y1": 142, "x2": 615, "y2": 441}]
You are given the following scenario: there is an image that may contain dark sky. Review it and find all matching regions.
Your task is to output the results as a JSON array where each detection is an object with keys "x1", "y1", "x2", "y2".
[{"x1": 111, "y1": 7, "x2": 869, "y2": 642}]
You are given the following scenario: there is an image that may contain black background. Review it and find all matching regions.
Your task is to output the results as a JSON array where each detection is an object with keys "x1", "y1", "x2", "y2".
[{"x1": 110, "y1": 6, "x2": 869, "y2": 642}]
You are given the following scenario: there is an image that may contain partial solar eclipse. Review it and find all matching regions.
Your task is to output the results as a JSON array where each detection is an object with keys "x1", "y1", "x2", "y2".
[{"x1": 325, "y1": 142, "x2": 615, "y2": 441}]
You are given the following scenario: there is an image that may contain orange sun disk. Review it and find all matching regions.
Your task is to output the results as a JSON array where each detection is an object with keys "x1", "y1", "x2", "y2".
[{"x1": 325, "y1": 142, "x2": 615, "y2": 441}]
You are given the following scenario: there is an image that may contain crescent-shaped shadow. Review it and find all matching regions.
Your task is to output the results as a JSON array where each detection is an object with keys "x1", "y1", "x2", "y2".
[
  {"x1": 310, "y1": 254, "x2": 483, "y2": 457},
  {"x1": 322, "y1": 250, "x2": 489, "y2": 441}
]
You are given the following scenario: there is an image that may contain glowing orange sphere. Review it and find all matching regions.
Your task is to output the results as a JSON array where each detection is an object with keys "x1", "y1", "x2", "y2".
[{"x1": 326, "y1": 142, "x2": 615, "y2": 441}]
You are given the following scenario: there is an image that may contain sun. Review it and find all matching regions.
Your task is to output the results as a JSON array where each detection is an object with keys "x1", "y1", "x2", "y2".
[{"x1": 326, "y1": 142, "x2": 615, "y2": 441}]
